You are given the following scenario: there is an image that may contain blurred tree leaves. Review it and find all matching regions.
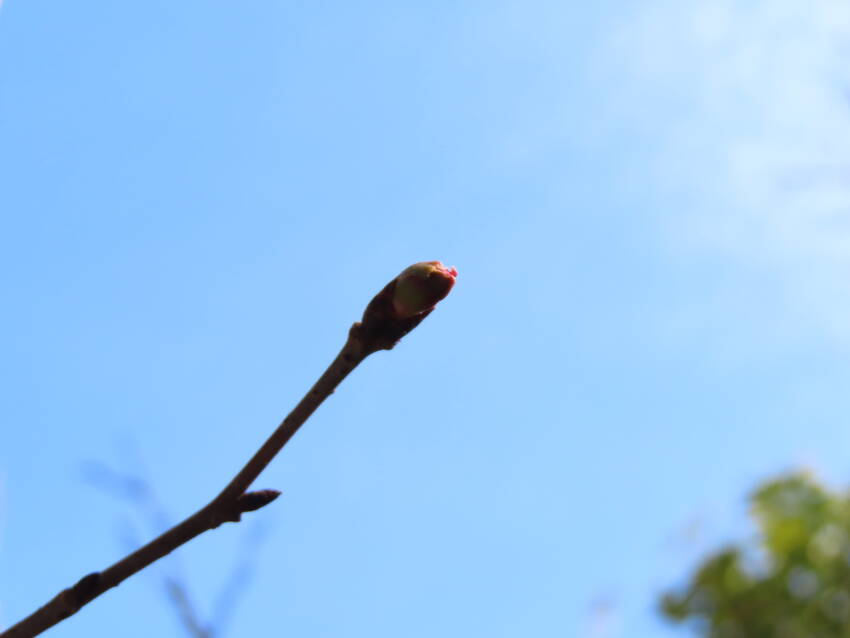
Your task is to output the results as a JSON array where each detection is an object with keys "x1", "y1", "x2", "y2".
[{"x1": 661, "y1": 473, "x2": 850, "y2": 637}]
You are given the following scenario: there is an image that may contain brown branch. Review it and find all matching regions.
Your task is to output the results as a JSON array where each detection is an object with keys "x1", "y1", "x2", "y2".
[{"x1": 1, "y1": 262, "x2": 456, "y2": 638}]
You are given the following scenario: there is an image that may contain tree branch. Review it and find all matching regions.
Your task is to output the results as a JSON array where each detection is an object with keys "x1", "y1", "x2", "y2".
[{"x1": 1, "y1": 261, "x2": 456, "y2": 638}]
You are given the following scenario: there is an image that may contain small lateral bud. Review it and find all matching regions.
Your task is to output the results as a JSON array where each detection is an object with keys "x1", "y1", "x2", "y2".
[
  {"x1": 391, "y1": 261, "x2": 458, "y2": 319},
  {"x1": 64, "y1": 572, "x2": 101, "y2": 608},
  {"x1": 236, "y1": 489, "x2": 281, "y2": 513}
]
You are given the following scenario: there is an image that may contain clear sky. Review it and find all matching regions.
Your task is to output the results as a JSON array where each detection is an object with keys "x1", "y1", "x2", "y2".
[{"x1": 2, "y1": 1, "x2": 850, "y2": 636}]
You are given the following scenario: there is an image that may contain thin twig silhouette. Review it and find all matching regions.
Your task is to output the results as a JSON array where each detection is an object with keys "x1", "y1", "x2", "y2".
[{"x1": 2, "y1": 261, "x2": 456, "y2": 637}]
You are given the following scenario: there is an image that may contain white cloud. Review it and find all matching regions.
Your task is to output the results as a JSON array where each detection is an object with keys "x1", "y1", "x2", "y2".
[{"x1": 607, "y1": 0, "x2": 850, "y2": 346}]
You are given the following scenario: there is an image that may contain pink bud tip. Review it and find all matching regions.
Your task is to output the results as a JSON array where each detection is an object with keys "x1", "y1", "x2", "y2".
[{"x1": 391, "y1": 261, "x2": 457, "y2": 319}]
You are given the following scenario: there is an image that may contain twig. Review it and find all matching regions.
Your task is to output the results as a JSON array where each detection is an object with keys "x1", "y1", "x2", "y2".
[
  {"x1": 163, "y1": 577, "x2": 211, "y2": 638},
  {"x1": 1, "y1": 261, "x2": 456, "y2": 638}
]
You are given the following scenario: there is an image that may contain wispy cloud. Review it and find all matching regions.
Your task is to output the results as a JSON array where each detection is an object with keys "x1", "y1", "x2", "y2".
[{"x1": 606, "y1": 0, "x2": 850, "y2": 346}]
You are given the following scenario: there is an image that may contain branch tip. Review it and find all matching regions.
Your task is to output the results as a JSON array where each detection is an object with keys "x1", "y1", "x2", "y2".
[{"x1": 354, "y1": 261, "x2": 457, "y2": 352}]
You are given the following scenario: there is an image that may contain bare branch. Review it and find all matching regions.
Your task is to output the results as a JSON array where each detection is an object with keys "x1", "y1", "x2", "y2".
[{"x1": 1, "y1": 262, "x2": 456, "y2": 638}]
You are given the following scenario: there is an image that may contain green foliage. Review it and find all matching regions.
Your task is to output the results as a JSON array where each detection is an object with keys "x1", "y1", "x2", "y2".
[{"x1": 661, "y1": 473, "x2": 850, "y2": 637}]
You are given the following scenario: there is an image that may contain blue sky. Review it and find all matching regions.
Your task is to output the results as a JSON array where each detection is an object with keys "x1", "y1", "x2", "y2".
[{"x1": 2, "y1": 1, "x2": 850, "y2": 636}]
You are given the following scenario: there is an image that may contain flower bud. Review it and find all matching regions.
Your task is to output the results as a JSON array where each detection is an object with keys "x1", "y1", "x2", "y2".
[{"x1": 391, "y1": 261, "x2": 458, "y2": 319}]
